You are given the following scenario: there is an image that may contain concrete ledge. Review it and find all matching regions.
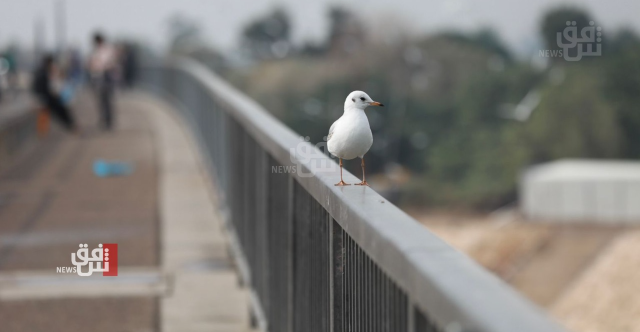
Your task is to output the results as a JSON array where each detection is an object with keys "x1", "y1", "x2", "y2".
[
  {"x1": 0, "y1": 268, "x2": 164, "y2": 301},
  {"x1": 134, "y1": 93, "x2": 252, "y2": 332}
]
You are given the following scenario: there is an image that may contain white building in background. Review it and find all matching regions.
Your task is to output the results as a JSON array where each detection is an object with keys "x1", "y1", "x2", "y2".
[{"x1": 520, "y1": 159, "x2": 640, "y2": 224}]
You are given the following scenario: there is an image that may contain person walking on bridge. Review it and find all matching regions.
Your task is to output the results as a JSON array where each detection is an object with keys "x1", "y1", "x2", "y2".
[{"x1": 88, "y1": 32, "x2": 118, "y2": 130}]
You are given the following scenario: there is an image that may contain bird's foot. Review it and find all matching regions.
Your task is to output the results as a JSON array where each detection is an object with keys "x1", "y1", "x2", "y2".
[
  {"x1": 335, "y1": 180, "x2": 351, "y2": 186},
  {"x1": 355, "y1": 180, "x2": 370, "y2": 186}
]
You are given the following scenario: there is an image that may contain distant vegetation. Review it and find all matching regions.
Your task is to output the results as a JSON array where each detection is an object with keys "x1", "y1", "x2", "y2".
[{"x1": 171, "y1": 7, "x2": 640, "y2": 210}]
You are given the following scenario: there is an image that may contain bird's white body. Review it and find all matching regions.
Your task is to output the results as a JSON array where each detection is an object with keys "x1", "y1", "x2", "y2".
[
  {"x1": 327, "y1": 110, "x2": 373, "y2": 160},
  {"x1": 327, "y1": 91, "x2": 378, "y2": 160}
]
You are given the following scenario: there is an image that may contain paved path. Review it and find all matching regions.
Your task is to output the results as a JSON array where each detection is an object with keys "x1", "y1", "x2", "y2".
[
  {"x1": 0, "y1": 91, "x2": 251, "y2": 331},
  {"x1": 0, "y1": 90, "x2": 30, "y2": 125}
]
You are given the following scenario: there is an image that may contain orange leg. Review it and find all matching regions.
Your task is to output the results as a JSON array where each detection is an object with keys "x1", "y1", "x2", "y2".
[
  {"x1": 355, "y1": 158, "x2": 369, "y2": 186},
  {"x1": 335, "y1": 158, "x2": 350, "y2": 186}
]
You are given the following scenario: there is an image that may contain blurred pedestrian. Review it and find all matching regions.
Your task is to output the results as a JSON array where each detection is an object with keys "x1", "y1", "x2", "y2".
[
  {"x1": 31, "y1": 55, "x2": 77, "y2": 133},
  {"x1": 88, "y1": 32, "x2": 118, "y2": 130},
  {"x1": 2, "y1": 47, "x2": 18, "y2": 99},
  {"x1": 120, "y1": 43, "x2": 137, "y2": 88}
]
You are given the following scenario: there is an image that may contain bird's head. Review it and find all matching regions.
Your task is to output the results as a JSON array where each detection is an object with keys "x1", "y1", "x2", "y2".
[{"x1": 345, "y1": 91, "x2": 384, "y2": 111}]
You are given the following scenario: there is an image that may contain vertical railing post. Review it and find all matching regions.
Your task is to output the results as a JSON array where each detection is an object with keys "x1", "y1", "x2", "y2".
[
  {"x1": 408, "y1": 301, "x2": 415, "y2": 332},
  {"x1": 286, "y1": 174, "x2": 295, "y2": 332},
  {"x1": 255, "y1": 144, "x2": 269, "y2": 329},
  {"x1": 332, "y1": 220, "x2": 344, "y2": 332}
]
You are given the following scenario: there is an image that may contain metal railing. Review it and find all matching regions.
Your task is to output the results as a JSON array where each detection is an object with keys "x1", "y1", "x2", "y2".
[{"x1": 139, "y1": 57, "x2": 566, "y2": 332}]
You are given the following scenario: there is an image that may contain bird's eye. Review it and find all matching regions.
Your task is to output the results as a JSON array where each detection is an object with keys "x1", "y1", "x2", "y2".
[{"x1": 360, "y1": 97, "x2": 366, "y2": 101}]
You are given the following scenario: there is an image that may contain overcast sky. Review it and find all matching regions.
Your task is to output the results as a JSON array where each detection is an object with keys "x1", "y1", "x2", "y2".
[{"x1": 1, "y1": 0, "x2": 639, "y2": 55}]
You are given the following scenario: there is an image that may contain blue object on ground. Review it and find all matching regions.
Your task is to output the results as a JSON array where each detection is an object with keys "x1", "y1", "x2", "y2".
[
  {"x1": 60, "y1": 82, "x2": 75, "y2": 105},
  {"x1": 93, "y1": 159, "x2": 134, "y2": 177}
]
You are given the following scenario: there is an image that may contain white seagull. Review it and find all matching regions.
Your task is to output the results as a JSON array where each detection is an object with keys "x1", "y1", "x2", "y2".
[{"x1": 327, "y1": 91, "x2": 384, "y2": 186}]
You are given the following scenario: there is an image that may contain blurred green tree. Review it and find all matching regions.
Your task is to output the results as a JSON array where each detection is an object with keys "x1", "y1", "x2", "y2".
[
  {"x1": 525, "y1": 67, "x2": 621, "y2": 161},
  {"x1": 242, "y1": 8, "x2": 292, "y2": 59},
  {"x1": 326, "y1": 7, "x2": 365, "y2": 57},
  {"x1": 540, "y1": 7, "x2": 594, "y2": 63},
  {"x1": 601, "y1": 30, "x2": 640, "y2": 158}
]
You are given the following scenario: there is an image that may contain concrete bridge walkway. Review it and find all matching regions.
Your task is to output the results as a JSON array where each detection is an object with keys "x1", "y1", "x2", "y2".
[{"x1": 0, "y1": 91, "x2": 251, "y2": 332}]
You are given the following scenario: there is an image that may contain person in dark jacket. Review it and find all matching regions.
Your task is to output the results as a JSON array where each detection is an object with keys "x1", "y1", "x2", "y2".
[{"x1": 32, "y1": 55, "x2": 77, "y2": 132}]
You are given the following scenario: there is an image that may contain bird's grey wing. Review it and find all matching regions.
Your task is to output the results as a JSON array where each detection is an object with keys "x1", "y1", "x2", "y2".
[{"x1": 327, "y1": 121, "x2": 337, "y2": 142}]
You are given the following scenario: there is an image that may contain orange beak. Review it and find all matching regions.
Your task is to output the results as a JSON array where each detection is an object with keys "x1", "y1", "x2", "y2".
[{"x1": 369, "y1": 101, "x2": 384, "y2": 107}]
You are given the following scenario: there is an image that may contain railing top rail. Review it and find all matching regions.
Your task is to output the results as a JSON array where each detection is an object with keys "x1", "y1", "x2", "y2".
[{"x1": 161, "y1": 57, "x2": 565, "y2": 332}]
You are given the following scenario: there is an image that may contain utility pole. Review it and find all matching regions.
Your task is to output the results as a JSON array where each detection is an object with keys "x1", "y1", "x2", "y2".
[
  {"x1": 55, "y1": 0, "x2": 66, "y2": 52},
  {"x1": 34, "y1": 17, "x2": 45, "y2": 58}
]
